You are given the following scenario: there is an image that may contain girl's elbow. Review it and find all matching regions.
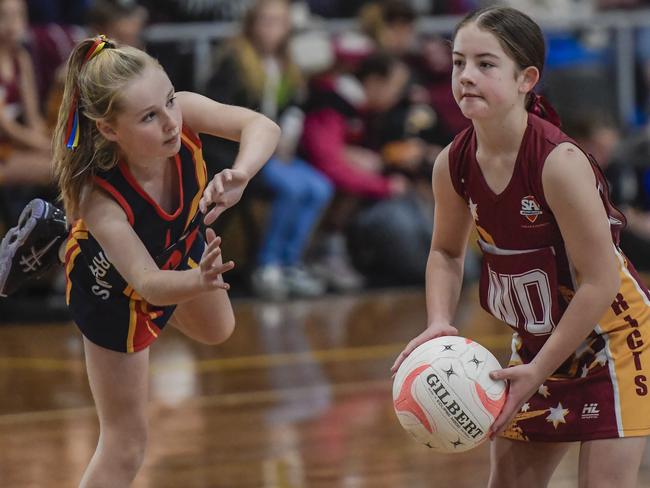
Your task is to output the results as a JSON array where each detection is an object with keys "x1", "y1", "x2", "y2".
[{"x1": 266, "y1": 118, "x2": 281, "y2": 138}]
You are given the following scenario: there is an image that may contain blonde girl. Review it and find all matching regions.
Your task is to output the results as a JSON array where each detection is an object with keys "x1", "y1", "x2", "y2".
[{"x1": 0, "y1": 35, "x2": 279, "y2": 486}]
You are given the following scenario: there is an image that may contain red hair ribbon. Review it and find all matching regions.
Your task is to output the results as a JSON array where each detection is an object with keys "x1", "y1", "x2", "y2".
[{"x1": 526, "y1": 93, "x2": 561, "y2": 127}]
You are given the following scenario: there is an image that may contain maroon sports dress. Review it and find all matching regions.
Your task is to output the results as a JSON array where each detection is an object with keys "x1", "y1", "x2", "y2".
[{"x1": 448, "y1": 113, "x2": 650, "y2": 442}]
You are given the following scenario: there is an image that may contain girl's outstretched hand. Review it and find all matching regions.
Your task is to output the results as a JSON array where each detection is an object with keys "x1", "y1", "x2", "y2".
[
  {"x1": 390, "y1": 323, "x2": 459, "y2": 376},
  {"x1": 200, "y1": 168, "x2": 250, "y2": 225},
  {"x1": 487, "y1": 363, "x2": 546, "y2": 439},
  {"x1": 199, "y1": 227, "x2": 234, "y2": 290}
]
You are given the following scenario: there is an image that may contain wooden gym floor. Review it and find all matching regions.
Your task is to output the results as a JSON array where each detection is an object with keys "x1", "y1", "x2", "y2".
[{"x1": 0, "y1": 285, "x2": 648, "y2": 487}]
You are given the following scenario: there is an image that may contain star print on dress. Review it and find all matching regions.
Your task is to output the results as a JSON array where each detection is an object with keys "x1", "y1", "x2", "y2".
[
  {"x1": 537, "y1": 384, "x2": 550, "y2": 398},
  {"x1": 546, "y1": 402, "x2": 569, "y2": 429},
  {"x1": 591, "y1": 348, "x2": 608, "y2": 367},
  {"x1": 509, "y1": 333, "x2": 524, "y2": 365},
  {"x1": 520, "y1": 403, "x2": 530, "y2": 412},
  {"x1": 469, "y1": 198, "x2": 478, "y2": 221}
]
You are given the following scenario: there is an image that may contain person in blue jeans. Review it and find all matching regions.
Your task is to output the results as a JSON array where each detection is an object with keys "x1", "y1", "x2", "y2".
[
  {"x1": 203, "y1": 0, "x2": 333, "y2": 299},
  {"x1": 255, "y1": 149, "x2": 333, "y2": 299}
]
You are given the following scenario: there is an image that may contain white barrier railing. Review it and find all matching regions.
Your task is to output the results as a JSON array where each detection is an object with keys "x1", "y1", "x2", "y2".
[{"x1": 143, "y1": 9, "x2": 650, "y2": 126}]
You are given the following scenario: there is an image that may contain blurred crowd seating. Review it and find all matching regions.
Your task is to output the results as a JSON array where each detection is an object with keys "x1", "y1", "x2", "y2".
[{"x1": 4, "y1": 0, "x2": 650, "y2": 321}]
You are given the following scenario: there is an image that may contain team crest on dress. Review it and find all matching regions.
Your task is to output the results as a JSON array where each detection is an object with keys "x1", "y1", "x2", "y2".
[{"x1": 520, "y1": 195, "x2": 543, "y2": 223}]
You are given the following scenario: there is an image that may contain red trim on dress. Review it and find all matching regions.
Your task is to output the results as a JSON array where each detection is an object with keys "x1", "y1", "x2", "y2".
[
  {"x1": 117, "y1": 156, "x2": 184, "y2": 221},
  {"x1": 93, "y1": 177, "x2": 136, "y2": 225}
]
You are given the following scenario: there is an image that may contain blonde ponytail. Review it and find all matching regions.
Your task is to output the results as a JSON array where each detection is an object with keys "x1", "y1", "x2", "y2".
[{"x1": 52, "y1": 36, "x2": 159, "y2": 218}]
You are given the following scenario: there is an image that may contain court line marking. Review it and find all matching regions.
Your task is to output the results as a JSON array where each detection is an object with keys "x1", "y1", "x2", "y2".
[
  {"x1": 0, "y1": 334, "x2": 512, "y2": 424},
  {"x1": 0, "y1": 334, "x2": 512, "y2": 374},
  {"x1": 0, "y1": 379, "x2": 393, "y2": 425}
]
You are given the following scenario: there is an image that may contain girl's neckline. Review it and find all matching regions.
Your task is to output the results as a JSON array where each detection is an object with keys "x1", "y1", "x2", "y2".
[
  {"x1": 118, "y1": 155, "x2": 184, "y2": 221},
  {"x1": 472, "y1": 114, "x2": 531, "y2": 201}
]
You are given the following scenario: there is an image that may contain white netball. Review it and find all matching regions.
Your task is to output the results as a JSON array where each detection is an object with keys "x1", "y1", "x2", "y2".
[{"x1": 392, "y1": 336, "x2": 507, "y2": 453}]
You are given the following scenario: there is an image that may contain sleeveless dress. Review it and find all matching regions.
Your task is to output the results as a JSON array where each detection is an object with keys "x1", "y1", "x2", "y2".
[
  {"x1": 448, "y1": 113, "x2": 650, "y2": 441},
  {"x1": 65, "y1": 127, "x2": 207, "y2": 353}
]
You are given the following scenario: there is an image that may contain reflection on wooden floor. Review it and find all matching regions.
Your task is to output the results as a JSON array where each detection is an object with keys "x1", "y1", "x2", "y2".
[{"x1": 0, "y1": 285, "x2": 648, "y2": 487}]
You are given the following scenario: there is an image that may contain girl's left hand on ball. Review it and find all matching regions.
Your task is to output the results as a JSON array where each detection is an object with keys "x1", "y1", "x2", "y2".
[{"x1": 487, "y1": 363, "x2": 546, "y2": 439}]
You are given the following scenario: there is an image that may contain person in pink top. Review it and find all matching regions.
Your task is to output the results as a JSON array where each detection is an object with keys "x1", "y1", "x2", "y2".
[
  {"x1": 301, "y1": 52, "x2": 410, "y2": 289},
  {"x1": 392, "y1": 7, "x2": 649, "y2": 487}
]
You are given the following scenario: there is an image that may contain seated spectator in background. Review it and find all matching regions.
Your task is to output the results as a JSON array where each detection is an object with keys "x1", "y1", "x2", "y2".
[
  {"x1": 604, "y1": 121, "x2": 650, "y2": 273},
  {"x1": 564, "y1": 111, "x2": 650, "y2": 273},
  {"x1": 0, "y1": 0, "x2": 53, "y2": 188},
  {"x1": 86, "y1": 0, "x2": 148, "y2": 48},
  {"x1": 204, "y1": 0, "x2": 333, "y2": 300},
  {"x1": 413, "y1": 33, "x2": 470, "y2": 140},
  {"x1": 42, "y1": 1, "x2": 149, "y2": 138},
  {"x1": 359, "y1": 1, "x2": 469, "y2": 140},
  {"x1": 358, "y1": 0, "x2": 417, "y2": 59},
  {"x1": 349, "y1": 87, "x2": 440, "y2": 284},
  {"x1": 301, "y1": 51, "x2": 410, "y2": 289}
]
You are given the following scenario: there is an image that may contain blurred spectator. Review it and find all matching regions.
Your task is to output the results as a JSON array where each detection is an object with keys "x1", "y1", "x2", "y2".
[
  {"x1": 606, "y1": 123, "x2": 650, "y2": 273},
  {"x1": 564, "y1": 110, "x2": 650, "y2": 273},
  {"x1": 204, "y1": 0, "x2": 333, "y2": 300},
  {"x1": 0, "y1": 0, "x2": 54, "y2": 188},
  {"x1": 0, "y1": 0, "x2": 64, "y2": 317},
  {"x1": 301, "y1": 51, "x2": 411, "y2": 289},
  {"x1": 358, "y1": 0, "x2": 417, "y2": 58},
  {"x1": 412, "y1": 34, "x2": 470, "y2": 140},
  {"x1": 303, "y1": 52, "x2": 409, "y2": 198},
  {"x1": 349, "y1": 92, "x2": 442, "y2": 284},
  {"x1": 359, "y1": 1, "x2": 469, "y2": 140},
  {"x1": 42, "y1": 1, "x2": 150, "y2": 144},
  {"x1": 29, "y1": 24, "x2": 82, "y2": 110},
  {"x1": 86, "y1": 0, "x2": 149, "y2": 48}
]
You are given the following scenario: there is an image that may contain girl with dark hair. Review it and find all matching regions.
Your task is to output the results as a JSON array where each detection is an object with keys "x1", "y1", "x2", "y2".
[{"x1": 392, "y1": 7, "x2": 649, "y2": 487}]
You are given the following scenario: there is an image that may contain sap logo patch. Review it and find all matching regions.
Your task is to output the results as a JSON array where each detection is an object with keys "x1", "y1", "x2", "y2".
[{"x1": 520, "y1": 195, "x2": 543, "y2": 223}]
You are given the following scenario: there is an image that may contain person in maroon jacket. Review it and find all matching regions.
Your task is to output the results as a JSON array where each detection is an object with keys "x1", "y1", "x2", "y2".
[{"x1": 391, "y1": 7, "x2": 649, "y2": 488}]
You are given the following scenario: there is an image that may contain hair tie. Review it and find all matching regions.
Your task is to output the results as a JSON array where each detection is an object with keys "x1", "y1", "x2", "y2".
[
  {"x1": 65, "y1": 35, "x2": 111, "y2": 150},
  {"x1": 526, "y1": 93, "x2": 561, "y2": 128}
]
